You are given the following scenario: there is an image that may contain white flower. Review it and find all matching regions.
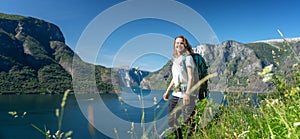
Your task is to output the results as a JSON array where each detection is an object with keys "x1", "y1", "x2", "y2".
[
  {"x1": 272, "y1": 50, "x2": 276, "y2": 55},
  {"x1": 294, "y1": 122, "x2": 300, "y2": 127},
  {"x1": 262, "y1": 73, "x2": 273, "y2": 82},
  {"x1": 153, "y1": 97, "x2": 157, "y2": 105},
  {"x1": 263, "y1": 64, "x2": 273, "y2": 74}
]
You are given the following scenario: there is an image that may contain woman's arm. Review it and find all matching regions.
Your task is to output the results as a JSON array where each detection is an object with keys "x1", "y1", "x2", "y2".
[
  {"x1": 183, "y1": 66, "x2": 194, "y2": 105},
  {"x1": 163, "y1": 79, "x2": 174, "y2": 101},
  {"x1": 185, "y1": 66, "x2": 194, "y2": 96}
]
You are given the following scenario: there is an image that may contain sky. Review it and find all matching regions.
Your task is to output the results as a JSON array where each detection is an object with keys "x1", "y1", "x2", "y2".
[{"x1": 1, "y1": 0, "x2": 300, "y2": 72}]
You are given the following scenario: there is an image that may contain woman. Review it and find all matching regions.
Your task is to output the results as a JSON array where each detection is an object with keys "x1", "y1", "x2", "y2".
[{"x1": 163, "y1": 36, "x2": 199, "y2": 138}]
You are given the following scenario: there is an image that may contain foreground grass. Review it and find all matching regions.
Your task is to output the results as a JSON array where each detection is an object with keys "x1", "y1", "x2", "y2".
[{"x1": 165, "y1": 68, "x2": 299, "y2": 139}]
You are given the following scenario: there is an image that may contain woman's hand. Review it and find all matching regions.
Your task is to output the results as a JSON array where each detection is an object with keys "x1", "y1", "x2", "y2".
[
  {"x1": 183, "y1": 94, "x2": 190, "y2": 105},
  {"x1": 164, "y1": 79, "x2": 174, "y2": 101},
  {"x1": 163, "y1": 91, "x2": 169, "y2": 101}
]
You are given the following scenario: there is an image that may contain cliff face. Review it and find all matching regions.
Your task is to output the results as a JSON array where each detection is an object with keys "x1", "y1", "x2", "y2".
[
  {"x1": 114, "y1": 67, "x2": 150, "y2": 88},
  {"x1": 0, "y1": 13, "x2": 64, "y2": 44},
  {"x1": 202, "y1": 41, "x2": 266, "y2": 92}
]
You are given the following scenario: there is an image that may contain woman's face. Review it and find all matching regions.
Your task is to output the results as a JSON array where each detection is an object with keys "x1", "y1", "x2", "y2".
[{"x1": 175, "y1": 37, "x2": 185, "y2": 54}]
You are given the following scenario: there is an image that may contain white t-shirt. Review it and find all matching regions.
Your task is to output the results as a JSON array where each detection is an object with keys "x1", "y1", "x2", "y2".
[{"x1": 172, "y1": 55, "x2": 199, "y2": 98}]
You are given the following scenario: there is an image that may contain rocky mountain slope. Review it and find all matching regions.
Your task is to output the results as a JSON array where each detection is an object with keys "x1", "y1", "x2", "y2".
[
  {"x1": 143, "y1": 40, "x2": 300, "y2": 93},
  {"x1": 0, "y1": 13, "x2": 114, "y2": 94}
]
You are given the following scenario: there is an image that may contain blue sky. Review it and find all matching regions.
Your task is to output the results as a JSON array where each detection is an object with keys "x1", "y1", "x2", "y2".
[{"x1": 1, "y1": 0, "x2": 300, "y2": 71}]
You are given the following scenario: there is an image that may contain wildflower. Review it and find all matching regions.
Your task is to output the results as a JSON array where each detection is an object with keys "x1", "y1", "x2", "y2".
[
  {"x1": 287, "y1": 133, "x2": 291, "y2": 138},
  {"x1": 263, "y1": 64, "x2": 273, "y2": 74},
  {"x1": 135, "y1": 66, "x2": 140, "y2": 71},
  {"x1": 56, "y1": 109, "x2": 60, "y2": 117},
  {"x1": 270, "y1": 99, "x2": 279, "y2": 105},
  {"x1": 118, "y1": 96, "x2": 124, "y2": 105},
  {"x1": 134, "y1": 66, "x2": 140, "y2": 75},
  {"x1": 294, "y1": 122, "x2": 300, "y2": 127},
  {"x1": 22, "y1": 112, "x2": 27, "y2": 116},
  {"x1": 258, "y1": 64, "x2": 274, "y2": 82},
  {"x1": 262, "y1": 73, "x2": 273, "y2": 82},
  {"x1": 292, "y1": 63, "x2": 298, "y2": 68},
  {"x1": 55, "y1": 130, "x2": 60, "y2": 137},
  {"x1": 65, "y1": 131, "x2": 73, "y2": 138},
  {"x1": 290, "y1": 87, "x2": 299, "y2": 96},
  {"x1": 8, "y1": 111, "x2": 17, "y2": 116},
  {"x1": 272, "y1": 50, "x2": 275, "y2": 55},
  {"x1": 114, "y1": 128, "x2": 118, "y2": 134},
  {"x1": 131, "y1": 122, "x2": 135, "y2": 131},
  {"x1": 153, "y1": 97, "x2": 157, "y2": 105}
]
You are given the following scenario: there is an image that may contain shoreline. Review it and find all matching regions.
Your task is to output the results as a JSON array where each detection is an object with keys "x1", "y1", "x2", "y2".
[{"x1": 0, "y1": 89, "x2": 268, "y2": 95}]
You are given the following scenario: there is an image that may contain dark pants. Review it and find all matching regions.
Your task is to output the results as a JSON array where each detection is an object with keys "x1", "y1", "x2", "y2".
[{"x1": 168, "y1": 95, "x2": 196, "y2": 139}]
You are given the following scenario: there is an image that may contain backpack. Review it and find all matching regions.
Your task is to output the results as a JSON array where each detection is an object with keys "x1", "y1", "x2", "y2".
[{"x1": 190, "y1": 53, "x2": 208, "y2": 100}]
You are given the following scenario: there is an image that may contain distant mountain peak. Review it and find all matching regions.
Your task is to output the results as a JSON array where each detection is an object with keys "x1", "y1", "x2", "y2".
[{"x1": 255, "y1": 37, "x2": 300, "y2": 43}]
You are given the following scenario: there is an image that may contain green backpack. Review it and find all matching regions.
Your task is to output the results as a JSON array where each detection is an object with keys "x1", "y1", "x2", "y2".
[
  {"x1": 183, "y1": 53, "x2": 208, "y2": 100},
  {"x1": 191, "y1": 53, "x2": 208, "y2": 100}
]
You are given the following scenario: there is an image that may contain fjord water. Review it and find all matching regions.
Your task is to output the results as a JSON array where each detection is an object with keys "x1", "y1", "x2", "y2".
[{"x1": 0, "y1": 89, "x2": 226, "y2": 139}]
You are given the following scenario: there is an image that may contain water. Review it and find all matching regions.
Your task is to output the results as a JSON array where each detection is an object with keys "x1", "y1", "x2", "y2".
[{"x1": 0, "y1": 89, "x2": 226, "y2": 139}]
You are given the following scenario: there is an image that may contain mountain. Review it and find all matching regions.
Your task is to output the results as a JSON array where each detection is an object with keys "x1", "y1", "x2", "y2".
[
  {"x1": 1, "y1": 12, "x2": 299, "y2": 94},
  {"x1": 113, "y1": 66, "x2": 150, "y2": 87},
  {"x1": 0, "y1": 13, "x2": 115, "y2": 94},
  {"x1": 143, "y1": 39, "x2": 300, "y2": 93}
]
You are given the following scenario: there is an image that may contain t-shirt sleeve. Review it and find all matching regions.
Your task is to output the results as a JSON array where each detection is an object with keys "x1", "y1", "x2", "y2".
[{"x1": 186, "y1": 56, "x2": 195, "y2": 69}]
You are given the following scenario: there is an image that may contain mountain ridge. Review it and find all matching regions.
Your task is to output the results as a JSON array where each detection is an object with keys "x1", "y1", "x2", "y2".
[
  {"x1": 144, "y1": 39, "x2": 299, "y2": 92},
  {"x1": 1, "y1": 12, "x2": 299, "y2": 94},
  {"x1": 0, "y1": 13, "x2": 116, "y2": 94}
]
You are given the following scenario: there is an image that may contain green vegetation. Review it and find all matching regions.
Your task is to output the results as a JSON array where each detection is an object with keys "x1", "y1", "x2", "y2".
[
  {"x1": 0, "y1": 12, "x2": 25, "y2": 20},
  {"x1": 0, "y1": 13, "x2": 117, "y2": 94},
  {"x1": 51, "y1": 41, "x2": 73, "y2": 63},
  {"x1": 38, "y1": 64, "x2": 72, "y2": 93},
  {"x1": 245, "y1": 42, "x2": 278, "y2": 66},
  {"x1": 95, "y1": 65, "x2": 114, "y2": 93},
  {"x1": 177, "y1": 65, "x2": 299, "y2": 139},
  {"x1": 227, "y1": 76, "x2": 248, "y2": 87}
]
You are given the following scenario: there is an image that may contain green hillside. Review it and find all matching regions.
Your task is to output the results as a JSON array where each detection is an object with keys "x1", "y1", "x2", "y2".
[{"x1": 0, "y1": 12, "x2": 114, "y2": 94}]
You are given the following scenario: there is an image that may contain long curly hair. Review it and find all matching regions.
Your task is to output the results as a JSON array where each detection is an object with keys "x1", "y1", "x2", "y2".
[{"x1": 173, "y1": 35, "x2": 193, "y2": 57}]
